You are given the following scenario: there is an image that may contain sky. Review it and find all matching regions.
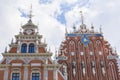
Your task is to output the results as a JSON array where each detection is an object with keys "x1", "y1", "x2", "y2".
[{"x1": 0, "y1": 0, "x2": 120, "y2": 60}]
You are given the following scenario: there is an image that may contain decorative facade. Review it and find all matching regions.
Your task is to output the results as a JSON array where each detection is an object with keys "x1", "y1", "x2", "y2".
[
  {"x1": 0, "y1": 7, "x2": 120, "y2": 80},
  {"x1": 57, "y1": 12, "x2": 120, "y2": 80},
  {"x1": 0, "y1": 8, "x2": 64, "y2": 80}
]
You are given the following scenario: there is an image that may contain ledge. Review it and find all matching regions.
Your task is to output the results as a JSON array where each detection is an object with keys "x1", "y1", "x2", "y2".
[
  {"x1": 2, "y1": 53, "x2": 52, "y2": 58},
  {"x1": 43, "y1": 64, "x2": 61, "y2": 69},
  {"x1": 0, "y1": 64, "x2": 10, "y2": 68}
]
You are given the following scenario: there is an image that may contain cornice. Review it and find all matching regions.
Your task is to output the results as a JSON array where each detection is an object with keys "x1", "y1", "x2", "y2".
[
  {"x1": 43, "y1": 64, "x2": 61, "y2": 69},
  {"x1": 0, "y1": 64, "x2": 10, "y2": 68},
  {"x1": 2, "y1": 53, "x2": 52, "y2": 58}
]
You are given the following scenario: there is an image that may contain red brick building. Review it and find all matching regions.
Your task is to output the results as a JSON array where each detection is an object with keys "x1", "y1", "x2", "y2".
[
  {"x1": 0, "y1": 7, "x2": 120, "y2": 80},
  {"x1": 57, "y1": 13, "x2": 120, "y2": 80},
  {"x1": 0, "y1": 10, "x2": 64, "y2": 80}
]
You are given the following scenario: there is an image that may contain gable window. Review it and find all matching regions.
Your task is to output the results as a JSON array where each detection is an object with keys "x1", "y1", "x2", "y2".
[
  {"x1": 21, "y1": 44, "x2": 27, "y2": 53},
  {"x1": 32, "y1": 73, "x2": 39, "y2": 80},
  {"x1": 12, "y1": 73, "x2": 20, "y2": 80},
  {"x1": 28, "y1": 43, "x2": 35, "y2": 53}
]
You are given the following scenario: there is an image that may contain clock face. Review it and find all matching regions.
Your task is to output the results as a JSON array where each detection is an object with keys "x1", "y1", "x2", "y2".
[
  {"x1": 81, "y1": 34, "x2": 90, "y2": 47},
  {"x1": 26, "y1": 29, "x2": 32, "y2": 34}
]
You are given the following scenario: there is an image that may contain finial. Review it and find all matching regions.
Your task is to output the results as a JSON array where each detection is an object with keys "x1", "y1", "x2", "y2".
[
  {"x1": 65, "y1": 27, "x2": 68, "y2": 35},
  {"x1": 37, "y1": 23, "x2": 39, "y2": 33},
  {"x1": 49, "y1": 47, "x2": 51, "y2": 52},
  {"x1": 73, "y1": 24, "x2": 76, "y2": 32},
  {"x1": 80, "y1": 11, "x2": 84, "y2": 25},
  {"x1": 44, "y1": 38, "x2": 46, "y2": 44},
  {"x1": 115, "y1": 47, "x2": 117, "y2": 54},
  {"x1": 19, "y1": 28, "x2": 22, "y2": 34},
  {"x1": 91, "y1": 23, "x2": 94, "y2": 30},
  {"x1": 28, "y1": 4, "x2": 34, "y2": 21},
  {"x1": 100, "y1": 25, "x2": 102, "y2": 34},
  {"x1": 55, "y1": 47, "x2": 58, "y2": 54},
  {"x1": 4, "y1": 47, "x2": 7, "y2": 53},
  {"x1": 11, "y1": 38, "x2": 13, "y2": 44}
]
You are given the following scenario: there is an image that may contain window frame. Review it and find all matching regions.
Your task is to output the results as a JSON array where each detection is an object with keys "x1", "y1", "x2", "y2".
[{"x1": 21, "y1": 43, "x2": 27, "y2": 53}]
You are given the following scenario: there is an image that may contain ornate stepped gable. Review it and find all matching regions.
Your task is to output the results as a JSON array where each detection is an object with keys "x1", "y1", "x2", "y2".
[
  {"x1": 57, "y1": 13, "x2": 120, "y2": 80},
  {"x1": 0, "y1": 8, "x2": 64, "y2": 80}
]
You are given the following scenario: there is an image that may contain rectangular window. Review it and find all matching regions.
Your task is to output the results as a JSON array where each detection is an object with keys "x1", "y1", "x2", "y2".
[
  {"x1": 12, "y1": 73, "x2": 20, "y2": 80},
  {"x1": 32, "y1": 73, "x2": 39, "y2": 80}
]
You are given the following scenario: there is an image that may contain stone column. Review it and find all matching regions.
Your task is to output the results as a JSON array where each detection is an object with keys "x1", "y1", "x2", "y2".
[
  {"x1": 53, "y1": 68, "x2": 58, "y2": 80},
  {"x1": 24, "y1": 66, "x2": 28, "y2": 80},
  {"x1": 4, "y1": 67, "x2": 8, "y2": 80},
  {"x1": 44, "y1": 68, "x2": 48, "y2": 80}
]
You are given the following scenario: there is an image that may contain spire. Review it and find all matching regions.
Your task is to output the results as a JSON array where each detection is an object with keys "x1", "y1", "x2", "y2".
[
  {"x1": 4, "y1": 47, "x2": 7, "y2": 53},
  {"x1": 100, "y1": 25, "x2": 103, "y2": 34},
  {"x1": 73, "y1": 24, "x2": 76, "y2": 32},
  {"x1": 65, "y1": 27, "x2": 68, "y2": 35},
  {"x1": 79, "y1": 11, "x2": 86, "y2": 30},
  {"x1": 28, "y1": 4, "x2": 33, "y2": 21},
  {"x1": 91, "y1": 23, "x2": 94, "y2": 29},
  {"x1": 44, "y1": 38, "x2": 46, "y2": 44},
  {"x1": 37, "y1": 23, "x2": 39, "y2": 33},
  {"x1": 11, "y1": 38, "x2": 13, "y2": 44},
  {"x1": 114, "y1": 47, "x2": 117, "y2": 54},
  {"x1": 80, "y1": 11, "x2": 84, "y2": 25}
]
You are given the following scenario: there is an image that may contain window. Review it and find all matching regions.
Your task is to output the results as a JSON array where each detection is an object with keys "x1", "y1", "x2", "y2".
[
  {"x1": 71, "y1": 52, "x2": 75, "y2": 56},
  {"x1": 12, "y1": 73, "x2": 20, "y2": 80},
  {"x1": 32, "y1": 73, "x2": 39, "y2": 80},
  {"x1": 21, "y1": 44, "x2": 27, "y2": 53},
  {"x1": 28, "y1": 43, "x2": 35, "y2": 53}
]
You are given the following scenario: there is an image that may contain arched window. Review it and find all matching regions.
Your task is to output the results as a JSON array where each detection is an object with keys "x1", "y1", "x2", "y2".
[
  {"x1": 78, "y1": 41, "x2": 84, "y2": 56},
  {"x1": 89, "y1": 41, "x2": 94, "y2": 55},
  {"x1": 69, "y1": 41, "x2": 75, "y2": 54},
  {"x1": 108, "y1": 62, "x2": 117, "y2": 80},
  {"x1": 21, "y1": 44, "x2": 27, "y2": 53},
  {"x1": 12, "y1": 73, "x2": 20, "y2": 80},
  {"x1": 96, "y1": 40, "x2": 103, "y2": 55},
  {"x1": 32, "y1": 73, "x2": 40, "y2": 80},
  {"x1": 28, "y1": 43, "x2": 35, "y2": 53},
  {"x1": 61, "y1": 63, "x2": 68, "y2": 80}
]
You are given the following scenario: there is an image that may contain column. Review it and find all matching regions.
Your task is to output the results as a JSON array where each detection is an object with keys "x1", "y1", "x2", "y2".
[
  {"x1": 4, "y1": 67, "x2": 8, "y2": 80},
  {"x1": 53, "y1": 68, "x2": 58, "y2": 80},
  {"x1": 24, "y1": 66, "x2": 28, "y2": 80},
  {"x1": 44, "y1": 68, "x2": 48, "y2": 80}
]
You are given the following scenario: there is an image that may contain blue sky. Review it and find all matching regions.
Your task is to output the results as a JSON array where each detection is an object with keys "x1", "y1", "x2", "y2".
[{"x1": 0, "y1": 0, "x2": 120, "y2": 60}]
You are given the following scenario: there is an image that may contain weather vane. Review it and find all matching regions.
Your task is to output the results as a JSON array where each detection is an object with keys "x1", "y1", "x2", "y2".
[{"x1": 28, "y1": 4, "x2": 34, "y2": 20}]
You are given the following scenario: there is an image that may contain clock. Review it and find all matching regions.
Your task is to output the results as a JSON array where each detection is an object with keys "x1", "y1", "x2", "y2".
[
  {"x1": 26, "y1": 29, "x2": 32, "y2": 34},
  {"x1": 81, "y1": 34, "x2": 90, "y2": 46}
]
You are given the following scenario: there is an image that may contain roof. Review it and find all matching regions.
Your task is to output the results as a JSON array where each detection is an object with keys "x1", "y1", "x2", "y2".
[{"x1": 21, "y1": 19, "x2": 37, "y2": 29}]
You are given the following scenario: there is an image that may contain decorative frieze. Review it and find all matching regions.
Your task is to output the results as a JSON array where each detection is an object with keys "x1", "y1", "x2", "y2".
[
  {"x1": 12, "y1": 63, "x2": 22, "y2": 66},
  {"x1": 31, "y1": 63, "x2": 41, "y2": 66}
]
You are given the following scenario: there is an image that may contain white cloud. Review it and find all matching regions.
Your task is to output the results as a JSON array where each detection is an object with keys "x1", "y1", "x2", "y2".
[{"x1": 0, "y1": 0, "x2": 120, "y2": 61}]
